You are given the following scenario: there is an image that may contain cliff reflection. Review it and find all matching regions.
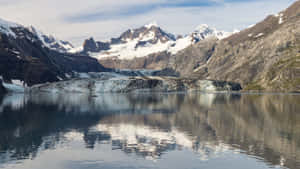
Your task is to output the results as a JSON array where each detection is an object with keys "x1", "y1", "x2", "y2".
[{"x1": 0, "y1": 93, "x2": 299, "y2": 168}]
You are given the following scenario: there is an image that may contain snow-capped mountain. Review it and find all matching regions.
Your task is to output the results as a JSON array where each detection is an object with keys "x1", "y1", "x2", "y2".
[
  {"x1": 0, "y1": 17, "x2": 106, "y2": 86},
  {"x1": 74, "y1": 23, "x2": 233, "y2": 60},
  {"x1": 191, "y1": 24, "x2": 233, "y2": 42},
  {"x1": 0, "y1": 18, "x2": 21, "y2": 38},
  {"x1": 0, "y1": 18, "x2": 74, "y2": 53},
  {"x1": 27, "y1": 26, "x2": 74, "y2": 53}
]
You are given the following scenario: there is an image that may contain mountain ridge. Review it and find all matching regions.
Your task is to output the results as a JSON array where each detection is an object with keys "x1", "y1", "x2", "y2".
[
  {"x1": 171, "y1": 0, "x2": 300, "y2": 92},
  {"x1": 0, "y1": 18, "x2": 107, "y2": 86},
  {"x1": 71, "y1": 23, "x2": 233, "y2": 62}
]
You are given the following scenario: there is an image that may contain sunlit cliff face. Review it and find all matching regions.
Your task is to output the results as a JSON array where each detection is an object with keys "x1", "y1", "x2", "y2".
[{"x1": 0, "y1": 93, "x2": 299, "y2": 168}]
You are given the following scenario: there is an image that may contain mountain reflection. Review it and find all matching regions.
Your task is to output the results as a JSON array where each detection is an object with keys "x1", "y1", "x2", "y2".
[{"x1": 0, "y1": 93, "x2": 299, "y2": 168}]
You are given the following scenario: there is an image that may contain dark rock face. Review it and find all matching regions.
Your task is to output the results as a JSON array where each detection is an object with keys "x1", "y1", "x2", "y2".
[
  {"x1": 0, "y1": 26, "x2": 107, "y2": 86},
  {"x1": 82, "y1": 37, "x2": 110, "y2": 53},
  {"x1": 0, "y1": 79, "x2": 6, "y2": 94}
]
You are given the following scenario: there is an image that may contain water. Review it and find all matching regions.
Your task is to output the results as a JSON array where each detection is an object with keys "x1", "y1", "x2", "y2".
[{"x1": 0, "y1": 92, "x2": 299, "y2": 169}]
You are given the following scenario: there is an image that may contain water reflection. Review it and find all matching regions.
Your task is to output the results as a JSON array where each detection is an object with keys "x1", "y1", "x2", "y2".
[{"x1": 0, "y1": 93, "x2": 299, "y2": 169}]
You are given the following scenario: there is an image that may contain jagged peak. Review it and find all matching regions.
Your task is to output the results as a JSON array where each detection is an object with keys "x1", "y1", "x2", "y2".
[
  {"x1": 192, "y1": 24, "x2": 233, "y2": 40},
  {"x1": 27, "y1": 25, "x2": 74, "y2": 52},
  {"x1": 194, "y1": 24, "x2": 216, "y2": 33}
]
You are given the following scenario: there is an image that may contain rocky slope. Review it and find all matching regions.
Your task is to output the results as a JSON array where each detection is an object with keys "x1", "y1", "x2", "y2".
[
  {"x1": 0, "y1": 18, "x2": 107, "y2": 86},
  {"x1": 168, "y1": 1, "x2": 300, "y2": 92}
]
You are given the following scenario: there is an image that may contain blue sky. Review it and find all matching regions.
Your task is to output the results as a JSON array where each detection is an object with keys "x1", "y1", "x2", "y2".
[{"x1": 0, "y1": 0, "x2": 296, "y2": 45}]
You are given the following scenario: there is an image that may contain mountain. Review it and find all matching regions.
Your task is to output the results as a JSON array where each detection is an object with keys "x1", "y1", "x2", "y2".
[
  {"x1": 190, "y1": 24, "x2": 234, "y2": 42},
  {"x1": 28, "y1": 26, "x2": 74, "y2": 53},
  {"x1": 72, "y1": 23, "x2": 232, "y2": 69},
  {"x1": 0, "y1": 18, "x2": 107, "y2": 86},
  {"x1": 168, "y1": 0, "x2": 300, "y2": 92}
]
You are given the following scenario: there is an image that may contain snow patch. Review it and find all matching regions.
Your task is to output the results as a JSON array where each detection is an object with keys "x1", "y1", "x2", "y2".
[
  {"x1": 0, "y1": 18, "x2": 21, "y2": 38},
  {"x1": 279, "y1": 13, "x2": 284, "y2": 24},
  {"x1": 255, "y1": 33, "x2": 264, "y2": 38},
  {"x1": 12, "y1": 79, "x2": 27, "y2": 87},
  {"x1": 68, "y1": 46, "x2": 83, "y2": 53},
  {"x1": 169, "y1": 36, "x2": 193, "y2": 54},
  {"x1": 2, "y1": 82, "x2": 25, "y2": 93},
  {"x1": 144, "y1": 21, "x2": 158, "y2": 29},
  {"x1": 1, "y1": 79, "x2": 27, "y2": 93},
  {"x1": 274, "y1": 13, "x2": 284, "y2": 24},
  {"x1": 247, "y1": 24, "x2": 255, "y2": 28},
  {"x1": 193, "y1": 24, "x2": 232, "y2": 40},
  {"x1": 91, "y1": 39, "x2": 172, "y2": 60}
]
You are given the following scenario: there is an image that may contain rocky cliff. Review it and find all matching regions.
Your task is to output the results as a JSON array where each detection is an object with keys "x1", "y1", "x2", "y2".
[{"x1": 169, "y1": 1, "x2": 300, "y2": 92}]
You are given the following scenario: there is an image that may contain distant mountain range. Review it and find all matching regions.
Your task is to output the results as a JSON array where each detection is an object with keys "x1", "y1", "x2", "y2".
[
  {"x1": 0, "y1": 0, "x2": 299, "y2": 92},
  {"x1": 71, "y1": 22, "x2": 233, "y2": 60}
]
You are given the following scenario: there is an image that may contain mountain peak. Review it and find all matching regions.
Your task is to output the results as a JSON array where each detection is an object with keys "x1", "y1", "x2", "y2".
[
  {"x1": 192, "y1": 24, "x2": 232, "y2": 41},
  {"x1": 195, "y1": 24, "x2": 210, "y2": 31},
  {"x1": 0, "y1": 18, "x2": 21, "y2": 37},
  {"x1": 27, "y1": 25, "x2": 74, "y2": 53},
  {"x1": 144, "y1": 21, "x2": 159, "y2": 29},
  {"x1": 194, "y1": 24, "x2": 216, "y2": 34}
]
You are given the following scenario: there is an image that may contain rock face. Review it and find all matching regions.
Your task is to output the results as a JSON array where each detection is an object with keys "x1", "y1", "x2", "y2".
[
  {"x1": 0, "y1": 19, "x2": 108, "y2": 86},
  {"x1": 30, "y1": 74, "x2": 241, "y2": 94},
  {"x1": 166, "y1": 1, "x2": 300, "y2": 92},
  {"x1": 82, "y1": 37, "x2": 110, "y2": 53},
  {"x1": 0, "y1": 79, "x2": 6, "y2": 94}
]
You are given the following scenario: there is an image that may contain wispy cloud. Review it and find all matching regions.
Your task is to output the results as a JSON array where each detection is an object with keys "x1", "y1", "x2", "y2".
[
  {"x1": 0, "y1": 0, "x2": 296, "y2": 46},
  {"x1": 65, "y1": 0, "x2": 222, "y2": 23}
]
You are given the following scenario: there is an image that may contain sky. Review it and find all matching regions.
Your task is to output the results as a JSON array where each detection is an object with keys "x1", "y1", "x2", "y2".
[{"x1": 0, "y1": 0, "x2": 296, "y2": 46}]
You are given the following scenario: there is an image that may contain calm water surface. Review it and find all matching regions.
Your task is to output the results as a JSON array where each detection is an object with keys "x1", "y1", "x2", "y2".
[{"x1": 0, "y1": 92, "x2": 299, "y2": 169}]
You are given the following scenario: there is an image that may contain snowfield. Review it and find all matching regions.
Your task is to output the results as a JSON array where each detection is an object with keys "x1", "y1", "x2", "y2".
[{"x1": 71, "y1": 23, "x2": 234, "y2": 60}]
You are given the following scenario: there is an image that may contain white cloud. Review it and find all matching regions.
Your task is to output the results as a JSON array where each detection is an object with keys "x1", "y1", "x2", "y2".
[{"x1": 0, "y1": 0, "x2": 296, "y2": 46}]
